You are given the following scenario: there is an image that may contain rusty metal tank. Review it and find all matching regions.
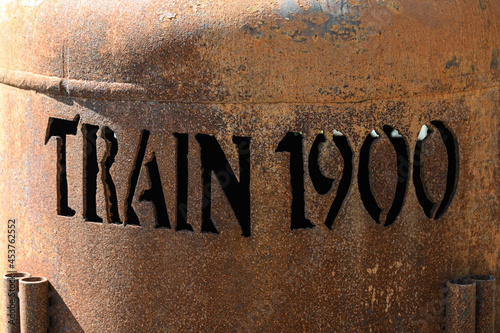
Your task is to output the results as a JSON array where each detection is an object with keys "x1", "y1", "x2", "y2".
[{"x1": 0, "y1": 0, "x2": 499, "y2": 332}]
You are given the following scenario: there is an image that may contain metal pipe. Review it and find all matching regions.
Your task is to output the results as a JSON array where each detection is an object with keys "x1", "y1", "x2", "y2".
[
  {"x1": 469, "y1": 276, "x2": 495, "y2": 333},
  {"x1": 446, "y1": 280, "x2": 476, "y2": 333},
  {"x1": 19, "y1": 277, "x2": 49, "y2": 333},
  {"x1": 2, "y1": 273, "x2": 30, "y2": 333}
]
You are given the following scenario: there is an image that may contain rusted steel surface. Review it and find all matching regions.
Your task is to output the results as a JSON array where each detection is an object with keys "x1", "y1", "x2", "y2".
[
  {"x1": 446, "y1": 280, "x2": 476, "y2": 333},
  {"x1": 0, "y1": 0, "x2": 498, "y2": 332},
  {"x1": 2, "y1": 273, "x2": 29, "y2": 333},
  {"x1": 471, "y1": 276, "x2": 496, "y2": 333},
  {"x1": 18, "y1": 277, "x2": 48, "y2": 333}
]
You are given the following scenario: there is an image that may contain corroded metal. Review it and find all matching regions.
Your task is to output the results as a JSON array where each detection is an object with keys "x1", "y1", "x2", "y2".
[
  {"x1": 18, "y1": 277, "x2": 48, "y2": 333},
  {"x1": 470, "y1": 276, "x2": 496, "y2": 333},
  {"x1": 446, "y1": 280, "x2": 476, "y2": 333},
  {"x1": 0, "y1": 0, "x2": 498, "y2": 332},
  {"x1": 2, "y1": 273, "x2": 29, "y2": 333}
]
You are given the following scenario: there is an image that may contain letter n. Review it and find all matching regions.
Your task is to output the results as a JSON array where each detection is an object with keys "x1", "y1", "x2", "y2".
[{"x1": 195, "y1": 134, "x2": 251, "y2": 237}]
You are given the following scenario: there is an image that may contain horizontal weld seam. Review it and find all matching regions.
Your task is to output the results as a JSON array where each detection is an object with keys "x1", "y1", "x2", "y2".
[{"x1": 0, "y1": 67, "x2": 498, "y2": 104}]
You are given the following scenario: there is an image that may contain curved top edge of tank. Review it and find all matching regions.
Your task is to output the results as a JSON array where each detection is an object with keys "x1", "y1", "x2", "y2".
[{"x1": 0, "y1": 0, "x2": 499, "y2": 103}]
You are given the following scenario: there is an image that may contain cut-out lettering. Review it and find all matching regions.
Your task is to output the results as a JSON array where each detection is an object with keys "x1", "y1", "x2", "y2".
[
  {"x1": 82, "y1": 124, "x2": 102, "y2": 222},
  {"x1": 45, "y1": 114, "x2": 459, "y2": 234},
  {"x1": 358, "y1": 127, "x2": 409, "y2": 226},
  {"x1": 308, "y1": 132, "x2": 353, "y2": 229},
  {"x1": 174, "y1": 133, "x2": 193, "y2": 231},
  {"x1": 45, "y1": 115, "x2": 80, "y2": 217},
  {"x1": 358, "y1": 130, "x2": 382, "y2": 224},
  {"x1": 140, "y1": 153, "x2": 171, "y2": 228},
  {"x1": 431, "y1": 121, "x2": 459, "y2": 219},
  {"x1": 382, "y1": 125, "x2": 409, "y2": 226},
  {"x1": 324, "y1": 132, "x2": 353, "y2": 229},
  {"x1": 413, "y1": 125, "x2": 435, "y2": 218},
  {"x1": 308, "y1": 133, "x2": 334, "y2": 195},
  {"x1": 196, "y1": 134, "x2": 251, "y2": 237},
  {"x1": 276, "y1": 132, "x2": 315, "y2": 230},
  {"x1": 102, "y1": 127, "x2": 121, "y2": 224},
  {"x1": 414, "y1": 122, "x2": 459, "y2": 219},
  {"x1": 125, "y1": 130, "x2": 150, "y2": 226}
]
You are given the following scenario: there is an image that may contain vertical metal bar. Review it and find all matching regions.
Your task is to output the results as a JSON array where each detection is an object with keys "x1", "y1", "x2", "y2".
[
  {"x1": 470, "y1": 276, "x2": 495, "y2": 333},
  {"x1": 19, "y1": 277, "x2": 49, "y2": 333},
  {"x1": 446, "y1": 280, "x2": 476, "y2": 333},
  {"x1": 2, "y1": 273, "x2": 30, "y2": 333}
]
